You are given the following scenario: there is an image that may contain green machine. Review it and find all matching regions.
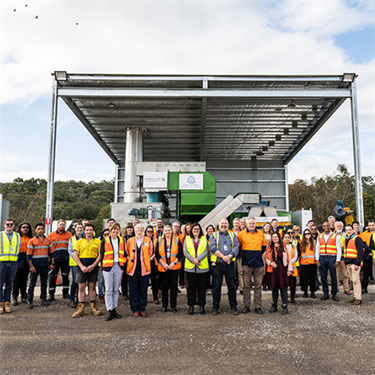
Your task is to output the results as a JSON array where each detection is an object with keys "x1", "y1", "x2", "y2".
[{"x1": 168, "y1": 171, "x2": 216, "y2": 221}]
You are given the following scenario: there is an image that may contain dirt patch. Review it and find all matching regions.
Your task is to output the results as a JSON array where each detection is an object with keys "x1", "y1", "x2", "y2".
[{"x1": 1, "y1": 288, "x2": 374, "y2": 375}]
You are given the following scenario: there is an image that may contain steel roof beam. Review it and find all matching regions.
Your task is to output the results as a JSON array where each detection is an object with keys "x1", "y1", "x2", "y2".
[
  {"x1": 65, "y1": 74, "x2": 344, "y2": 82},
  {"x1": 58, "y1": 88, "x2": 351, "y2": 99}
]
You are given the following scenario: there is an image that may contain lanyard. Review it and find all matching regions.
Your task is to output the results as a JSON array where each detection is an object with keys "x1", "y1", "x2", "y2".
[{"x1": 6, "y1": 231, "x2": 13, "y2": 243}]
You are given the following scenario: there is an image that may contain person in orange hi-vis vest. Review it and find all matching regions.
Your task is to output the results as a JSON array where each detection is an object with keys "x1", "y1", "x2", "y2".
[
  {"x1": 299, "y1": 228, "x2": 317, "y2": 299},
  {"x1": 344, "y1": 224, "x2": 364, "y2": 305},
  {"x1": 155, "y1": 225, "x2": 183, "y2": 313},
  {"x1": 100, "y1": 223, "x2": 127, "y2": 321},
  {"x1": 127, "y1": 223, "x2": 153, "y2": 318}
]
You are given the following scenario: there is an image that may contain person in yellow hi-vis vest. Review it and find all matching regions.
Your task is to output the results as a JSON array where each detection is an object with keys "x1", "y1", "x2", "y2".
[
  {"x1": 67, "y1": 223, "x2": 84, "y2": 308},
  {"x1": 183, "y1": 223, "x2": 209, "y2": 315},
  {"x1": 209, "y1": 218, "x2": 239, "y2": 316},
  {"x1": 0, "y1": 218, "x2": 21, "y2": 314}
]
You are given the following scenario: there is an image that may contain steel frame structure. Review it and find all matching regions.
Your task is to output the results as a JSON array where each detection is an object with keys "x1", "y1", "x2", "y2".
[{"x1": 45, "y1": 73, "x2": 363, "y2": 233}]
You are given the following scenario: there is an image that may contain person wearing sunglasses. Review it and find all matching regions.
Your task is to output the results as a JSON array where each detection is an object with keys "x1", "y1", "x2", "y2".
[
  {"x1": 299, "y1": 229, "x2": 317, "y2": 298},
  {"x1": 292, "y1": 226, "x2": 302, "y2": 241},
  {"x1": 0, "y1": 219, "x2": 22, "y2": 314},
  {"x1": 12, "y1": 222, "x2": 33, "y2": 306}
]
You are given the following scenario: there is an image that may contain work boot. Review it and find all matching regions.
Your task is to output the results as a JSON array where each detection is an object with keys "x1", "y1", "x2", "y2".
[
  {"x1": 0, "y1": 302, "x2": 4, "y2": 314},
  {"x1": 27, "y1": 299, "x2": 34, "y2": 309},
  {"x1": 4, "y1": 302, "x2": 12, "y2": 313},
  {"x1": 11, "y1": 298, "x2": 18, "y2": 306},
  {"x1": 269, "y1": 304, "x2": 278, "y2": 313},
  {"x1": 63, "y1": 293, "x2": 70, "y2": 300},
  {"x1": 105, "y1": 310, "x2": 114, "y2": 321},
  {"x1": 290, "y1": 296, "x2": 297, "y2": 304},
  {"x1": 72, "y1": 303, "x2": 85, "y2": 318},
  {"x1": 40, "y1": 298, "x2": 50, "y2": 306},
  {"x1": 21, "y1": 298, "x2": 27, "y2": 304},
  {"x1": 48, "y1": 295, "x2": 55, "y2": 303},
  {"x1": 282, "y1": 304, "x2": 289, "y2": 315},
  {"x1": 89, "y1": 302, "x2": 102, "y2": 316},
  {"x1": 70, "y1": 300, "x2": 77, "y2": 308},
  {"x1": 112, "y1": 308, "x2": 122, "y2": 319}
]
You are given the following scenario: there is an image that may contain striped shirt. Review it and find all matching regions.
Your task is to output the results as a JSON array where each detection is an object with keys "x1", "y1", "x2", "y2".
[{"x1": 27, "y1": 236, "x2": 54, "y2": 267}]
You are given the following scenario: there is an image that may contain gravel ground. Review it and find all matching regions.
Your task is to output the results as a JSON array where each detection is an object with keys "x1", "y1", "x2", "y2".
[{"x1": 1, "y1": 286, "x2": 374, "y2": 375}]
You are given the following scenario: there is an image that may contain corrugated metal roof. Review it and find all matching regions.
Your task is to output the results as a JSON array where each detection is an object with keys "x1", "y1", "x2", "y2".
[{"x1": 57, "y1": 74, "x2": 352, "y2": 165}]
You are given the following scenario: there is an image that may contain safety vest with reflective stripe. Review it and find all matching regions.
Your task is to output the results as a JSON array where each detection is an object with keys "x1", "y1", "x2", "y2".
[
  {"x1": 343, "y1": 235, "x2": 363, "y2": 266},
  {"x1": 126, "y1": 236, "x2": 152, "y2": 273},
  {"x1": 102, "y1": 236, "x2": 126, "y2": 268},
  {"x1": 210, "y1": 231, "x2": 236, "y2": 263},
  {"x1": 291, "y1": 239, "x2": 300, "y2": 267},
  {"x1": 290, "y1": 243, "x2": 299, "y2": 277},
  {"x1": 184, "y1": 236, "x2": 209, "y2": 271},
  {"x1": 69, "y1": 236, "x2": 79, "y2": 266},
  {"x1": 318, "y1": 233, "x2": 338, "y2": 256},
  {"x1": 0, "y1": 231, "x2": 21, "y2": 262},
  {"x1": 157, "y1": 235, "x2": 181, "y2": 272},
  {"x1": 300, "y1": 243, "x2": 316, "y2": 265}
]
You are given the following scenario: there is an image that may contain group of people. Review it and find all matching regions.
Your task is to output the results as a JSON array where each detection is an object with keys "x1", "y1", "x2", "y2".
[{"x1": 0, "y1": 214, "x2": 374, "y2": 319}]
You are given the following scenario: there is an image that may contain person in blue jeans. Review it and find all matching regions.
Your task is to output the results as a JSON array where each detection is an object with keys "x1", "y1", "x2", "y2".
[
  {"x1": 209, "y1": 218, "x2": 239, "y2": 315},
  {"x1": 67, "y1": 223, "x2": 84, "y2": 308},
  {"x1": 315, "y1": 222, "x2": 341, "y2": 302}
]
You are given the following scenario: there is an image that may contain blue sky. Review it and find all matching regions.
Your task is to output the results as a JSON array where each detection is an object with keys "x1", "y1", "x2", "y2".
[{"x1": 1, "y1": 0, "x2": 374, "y2": 185}]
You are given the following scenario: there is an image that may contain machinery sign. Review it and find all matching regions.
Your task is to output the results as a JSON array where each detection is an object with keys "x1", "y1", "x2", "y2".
[
  {"x1": 179, "y1": 174, "x2": 204, "y2": 190},
  {"x1": 144, "y1": 172, "x2": 168, "y2": 189}
]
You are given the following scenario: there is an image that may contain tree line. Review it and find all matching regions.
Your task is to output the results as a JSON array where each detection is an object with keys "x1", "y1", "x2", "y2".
[
  {"x1": 288, "y1": 164, "x2": 375, "y2": 224},
  {"x1": 1, "y1": 164, "x2": 374, "y2": 231},
  {"x1": 0, "y1": 178, "x2": 113, "y2": 232}
]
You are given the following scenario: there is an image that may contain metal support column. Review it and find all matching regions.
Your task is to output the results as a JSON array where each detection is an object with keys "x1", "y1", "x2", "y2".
[
  {"x1": 350, "y1": 77, "x2": 364, "y2": 225},
  {"x1": 284, "y1": 164, "x2": 289, "y2": 212},
  {"x1": 136, "y1": 129, "x2": 144, "y2": 199},
  {"x1": 45, "y1": 77, "x2": 58, "y2": 234},
  {"x1": 124, "y1": 128, "x2": 143, "y2": 203}
]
